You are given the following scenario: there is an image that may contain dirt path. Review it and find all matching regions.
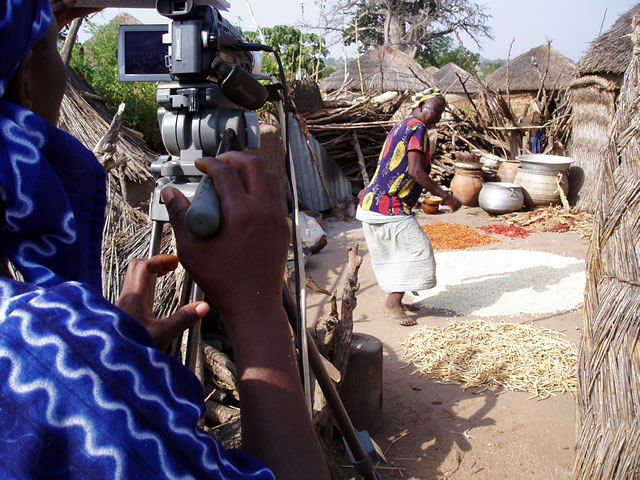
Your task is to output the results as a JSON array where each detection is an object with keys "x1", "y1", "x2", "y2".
[{"x1": 304, "y1": 206, "x2": 588, "y2": 479}]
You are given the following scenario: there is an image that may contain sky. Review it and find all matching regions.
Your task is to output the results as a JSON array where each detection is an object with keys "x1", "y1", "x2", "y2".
[{"x1": 79, "y1": 0, "x2": 637, "y2": 62}]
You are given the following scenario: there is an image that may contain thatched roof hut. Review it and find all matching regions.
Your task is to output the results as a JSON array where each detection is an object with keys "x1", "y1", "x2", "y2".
[
  {"x1": 426, "y1": 65, "x2": 439, "y2": 75},
  {"x1": 573, "y1": 13, "x2": 640, "y2": 479},
  {"x1": 485, "y1": 44, "x2": 577, "y2": 93},
  {"x1": 58, "y1": 66, "x2": 162, "y2": 306},
  {"x1": 568, "y1": 5, "x2": 640, "y2": 213},
  {"x1": 319, "y1": 45, "x2": 437, "y2": 93},
  {"x1": 567, "y1": 76, "x2": 618, "y2": 212},
  {"x1": 432, "y1": 62, "x2": 479, "y2": 95},
  {"x1": 60, "y1": 68, "x2": 155, "y2": 181},
  {"x1": 576, "y1": 3, "x2": 640, "y2": 85}
]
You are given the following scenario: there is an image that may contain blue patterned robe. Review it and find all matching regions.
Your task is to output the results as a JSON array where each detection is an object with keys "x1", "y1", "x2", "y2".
[{"x1": 0, "y1": 1, "x2": 273, "y2": 477}]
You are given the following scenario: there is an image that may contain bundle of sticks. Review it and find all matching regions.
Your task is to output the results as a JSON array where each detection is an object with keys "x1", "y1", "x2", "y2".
[{"x1": 299, "y1": 67, "x2": 573, "y2": 190}]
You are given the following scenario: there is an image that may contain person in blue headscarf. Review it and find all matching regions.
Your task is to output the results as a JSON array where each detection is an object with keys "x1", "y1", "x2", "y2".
[{"x1": 0, "y1": 1, "x2": 329, "y2": 478}]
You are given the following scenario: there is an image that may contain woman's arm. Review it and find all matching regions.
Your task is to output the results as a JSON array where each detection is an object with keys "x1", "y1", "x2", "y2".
[
  {"x1": 162, "y1": 152, "x2": 329, "y2": 480},
  {"x1": 408, "y1": 150, "x2": 461, "y2": 211}
]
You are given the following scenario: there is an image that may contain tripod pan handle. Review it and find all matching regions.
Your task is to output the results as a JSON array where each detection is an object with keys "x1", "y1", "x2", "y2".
[{"x1": 185, "y1": 175, "x2": 221, "y2": 237}]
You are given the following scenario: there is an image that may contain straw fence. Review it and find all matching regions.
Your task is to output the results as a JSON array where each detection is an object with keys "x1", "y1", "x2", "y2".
[
  {"x1": 568, "y1": 76, "x2": 618, "y2": 213},
  {"x1": 573, "y1": 13, "x2": 640, "y2": 480}
]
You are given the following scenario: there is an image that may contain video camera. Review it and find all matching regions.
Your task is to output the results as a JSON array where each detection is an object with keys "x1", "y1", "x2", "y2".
[
  {"x1": 117, "y1": 0, "x2": 271, "y2": 232},
  {"x1": 118, "y1": 0, "x2": 267, "y2": 109}
]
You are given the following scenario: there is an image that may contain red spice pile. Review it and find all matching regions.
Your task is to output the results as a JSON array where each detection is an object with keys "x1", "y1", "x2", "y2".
[
  {"x1": 478, "y1": 224, "x2": 532, "y2": 238},
  {"x1": 421, "y1": 222, "x2": 497, "y2": 250}
]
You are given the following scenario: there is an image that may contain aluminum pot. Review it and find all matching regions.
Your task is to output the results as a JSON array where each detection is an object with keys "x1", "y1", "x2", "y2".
[
  {"x1": 516, "y1": 154, "x2": 573, "y2": 173},
  {"x1": 478, "y1": 182, "x2": 524, "y2": 215}
]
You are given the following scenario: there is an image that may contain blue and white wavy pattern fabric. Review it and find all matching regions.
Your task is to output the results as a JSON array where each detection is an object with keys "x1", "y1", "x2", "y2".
[
  {"x1": 0, "y1": 279, "x2": 273, "y2": 478},
  {"x1": 0, "y1": 1, "x2": 274, "y2": 478},
  {"x1": 0, "y1": 0, "x2": 50, "y2": 99},
  {"x1": 0, "y1": 0, "x2": 105, "y2": 291}
]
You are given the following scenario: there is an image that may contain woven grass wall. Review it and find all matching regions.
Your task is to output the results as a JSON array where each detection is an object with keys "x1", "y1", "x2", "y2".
[
  {"x1": 573, "y1": 14, "x2": 640, "y2": 480},
  {"x1": 568, "y1": 76, "x2": 618, "y2": 213}
]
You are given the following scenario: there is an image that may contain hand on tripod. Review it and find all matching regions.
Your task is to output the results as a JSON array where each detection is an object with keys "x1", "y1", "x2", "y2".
[
  {"x1": 161, "y1": 151, "x2": 290, "y2": 326},
  {"x1": 161, "y1": 152, "x2": 329, "y2": 479},
  {"x1": 116, "y1": 253, "x2": 210, "y2": 350}
]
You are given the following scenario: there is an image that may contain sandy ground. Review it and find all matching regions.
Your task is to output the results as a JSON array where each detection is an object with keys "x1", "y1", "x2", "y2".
[{"x1": 304, "y1": 206, "x2": 588, "y2": 479}]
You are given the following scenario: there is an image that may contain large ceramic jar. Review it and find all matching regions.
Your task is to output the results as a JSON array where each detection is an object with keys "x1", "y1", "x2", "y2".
[
  {"x1": 514, "y1": 168, "x2": 569, "y2": 207},
  {"x1": 450, "y1": 167, "x2": 484, "y2": 206},
  {"x1": 478, "y1": 182, "x2": 524, "y2": 215},
  {"x1": 497, "y1": 159, "x2": 521, "y2": 183}
]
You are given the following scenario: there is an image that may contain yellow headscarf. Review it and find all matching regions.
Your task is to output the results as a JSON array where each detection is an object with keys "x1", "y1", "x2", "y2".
[{"x1": 408, "y1": 87, "x2": 443, "y2": 110}]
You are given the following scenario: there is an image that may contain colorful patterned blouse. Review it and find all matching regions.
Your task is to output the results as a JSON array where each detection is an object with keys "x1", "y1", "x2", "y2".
[{"x1": 359, "y1": 117, "x2": 430, "y2": 216}]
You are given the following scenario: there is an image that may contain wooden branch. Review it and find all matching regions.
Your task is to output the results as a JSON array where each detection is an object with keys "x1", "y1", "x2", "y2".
[
  {"x1": 60, "y1": 18, "x2": 82, "y2": 66},
  {"x1": 80, "y1": 91, "x2": 104, "y2": 102},
  {"x1": 205, "y1": 400, "x2": 240, "y2": 425},
  {"x1": 333, "y1": 245, "x2": 362, "y2": 380},
  {"x1": 94, "y1": 103, "x2": 125, "y2": 172},
  {"x1": 202, "y1": 341, "x2": 239, "y2": 399},
  {"x1": 351, "y1": 131, "x2": 370, "y2": 185}
]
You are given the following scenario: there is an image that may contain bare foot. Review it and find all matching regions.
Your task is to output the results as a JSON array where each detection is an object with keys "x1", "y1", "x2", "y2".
[
  {"x1": 402, "y1": 303, "x2": 421, "y2": 312},
  {"x1": 384, "y1": 307, "x2": 418, "y2": 326}
]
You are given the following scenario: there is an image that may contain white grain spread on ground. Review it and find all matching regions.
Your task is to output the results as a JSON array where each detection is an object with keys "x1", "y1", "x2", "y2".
[
  {"x1": 401, "y1": 320, "x2": 578, "y2": 398},
  {"x1": 410, "y1": 249, "x2": 585, "y2": 317}
]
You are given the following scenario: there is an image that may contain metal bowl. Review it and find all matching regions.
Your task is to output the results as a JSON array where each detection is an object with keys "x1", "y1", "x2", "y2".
[{"x1": 516, "y1": 154, "x2": 573, "y2": 173}]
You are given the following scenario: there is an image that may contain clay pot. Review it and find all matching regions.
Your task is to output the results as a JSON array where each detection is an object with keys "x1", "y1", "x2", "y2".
[
  {"x1": 514, "y1": 168, "x2": 569, "y2": 207},
  {"x1": 455, "y1": 151, "x2": 478, "y2": 163},
  {"x1": 450, "y1": 168, "x2": 484, "y2": 206},
  {"x1": 421, "y1": 203, "x2": 439, "y2": 214},
  {"x1": 497, "y1": 159, "x2": 521, "y2": 183}
]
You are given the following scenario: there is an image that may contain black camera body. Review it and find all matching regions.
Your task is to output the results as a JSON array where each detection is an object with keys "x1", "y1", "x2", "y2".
[{"x1": 118, "y1": 0, "x2": 256, "y2": 83}]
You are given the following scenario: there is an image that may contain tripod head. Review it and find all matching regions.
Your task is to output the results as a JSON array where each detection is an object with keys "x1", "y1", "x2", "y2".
[{"x1": 148, "y1": 82, "x2": 260, "y2": 227}]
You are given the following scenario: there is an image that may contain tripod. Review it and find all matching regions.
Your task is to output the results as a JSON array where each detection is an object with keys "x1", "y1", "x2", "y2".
[{"x1": 147, "y1": 80, "x2": 383, "y2": 479}]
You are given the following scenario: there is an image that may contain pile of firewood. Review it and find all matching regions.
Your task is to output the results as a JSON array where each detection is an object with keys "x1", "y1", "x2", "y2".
[{"x1": 298, "y1": 81, "x2": 572, "y2": 190}]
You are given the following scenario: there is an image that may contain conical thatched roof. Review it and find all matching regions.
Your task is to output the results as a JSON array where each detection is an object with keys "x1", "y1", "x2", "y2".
[
  {"x1": 433, "y1": 62, "x2": 479, "y2": 94},
  {"x1": 486, "y1": 44, "x2": 577, "y2": 92},
  {"x1": 319, "y1": 45, "x2": 437, "y2": 93},
  {"x1": 426, "y1": 65, "x2": 439, "y2": 75},
  {"x1": 577, "y1": 3, "x2": 640, "y2": 76}
]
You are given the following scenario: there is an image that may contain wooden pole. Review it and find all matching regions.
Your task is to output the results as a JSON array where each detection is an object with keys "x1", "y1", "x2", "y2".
[
  {"x1": 351, "y1": 130, "x2": 370, "y2": 185},
  {"x1": 60, "y1": 18, "x2": 82, "y2": 66}
]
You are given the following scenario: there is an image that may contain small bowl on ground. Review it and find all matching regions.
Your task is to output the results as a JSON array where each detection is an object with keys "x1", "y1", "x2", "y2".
[
  {"x1": 423, "y1": 195, "x2": 442, "y2": 206},
  {"x1": 421, "y1": 203, "x2": 440, "y2": 214}
]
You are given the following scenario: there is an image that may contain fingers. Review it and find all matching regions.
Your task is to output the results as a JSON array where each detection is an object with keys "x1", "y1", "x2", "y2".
[
  {"x1": 196, "y1": 152, "x2": 271, "y2": 199},
  {"x1": 162, "y1": 186, "x2": 191, "y2": 238},
  {"x1": 145, "y1": 254, "x2": 179, "y2": 277},
  {"x1": 154, "y1": 302, "x2": 210, "y2": 350}
]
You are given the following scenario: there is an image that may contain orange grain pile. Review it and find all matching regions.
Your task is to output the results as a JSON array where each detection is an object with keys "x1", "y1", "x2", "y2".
[{"x1": 421, "y1": 222, "x2": 498, "y2": 250}]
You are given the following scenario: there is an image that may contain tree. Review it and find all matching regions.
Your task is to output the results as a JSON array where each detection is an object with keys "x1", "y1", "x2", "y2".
[
  {"x1": 333, "y1": 0, "x2": 491, "y2": 59},
  {"x1": 243, "y1": 25, "x2": 329, "y2": 82},
  {"x1": 477, "y1": 58, "x2": 505, "y2": 78},
  {"x1": 70, "y1": 20, "x2": 163, "y2": 152},
  {"x1": 415, "y1": 34, "x2": 480, "y2": 71}
]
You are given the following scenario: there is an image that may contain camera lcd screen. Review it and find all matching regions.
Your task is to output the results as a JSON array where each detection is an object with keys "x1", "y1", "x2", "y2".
[{"x1": 118, "y1": 25, "x2": 172, "y2": 82}]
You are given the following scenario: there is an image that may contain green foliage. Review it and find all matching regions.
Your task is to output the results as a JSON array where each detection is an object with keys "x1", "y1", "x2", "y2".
[
  {"x1": 477, "y1": 58, "x2": 505, "y2": 78},
  {"x1": 342, "y1": 8, "x2": 385, "y2": 52},
  {"x1": 413, "y1": 35, "x2": 480, "y2": 72},
  {"x1": 70, "y1": 20, "x2": 163, "y2": 152},
  {"x1": 243, "y1": 25, "x2": 329, "y2": 82}
]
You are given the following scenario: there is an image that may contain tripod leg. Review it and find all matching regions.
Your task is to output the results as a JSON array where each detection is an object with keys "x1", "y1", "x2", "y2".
[{"x1": 184, "y1": 279, "x2": 204, "y2": 373}]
